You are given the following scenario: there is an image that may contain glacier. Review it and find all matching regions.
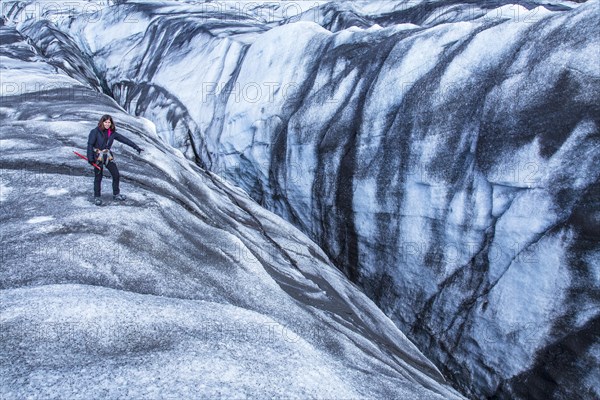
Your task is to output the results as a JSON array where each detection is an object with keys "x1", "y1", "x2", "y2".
[
  {"x1": 0, "y1": 20, "x2": 466, "y2": 399},
  {"x1": 2, "y1": 0, "x2": 599, "y2": 399}
]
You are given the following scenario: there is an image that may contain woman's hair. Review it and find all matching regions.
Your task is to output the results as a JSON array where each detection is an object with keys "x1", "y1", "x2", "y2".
[{"x1": 97, "y1": 114, "x2": 115, "y2": 131}]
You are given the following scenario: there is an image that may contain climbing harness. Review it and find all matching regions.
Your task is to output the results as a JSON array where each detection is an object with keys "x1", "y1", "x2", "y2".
[{"x1": 94, "y1": 148, "x2": 114, "y2": 165}]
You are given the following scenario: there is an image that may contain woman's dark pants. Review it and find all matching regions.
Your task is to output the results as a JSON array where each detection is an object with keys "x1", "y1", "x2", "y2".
[{"x1": 94, "y1": 162, "x2": 120, "y2": 197}]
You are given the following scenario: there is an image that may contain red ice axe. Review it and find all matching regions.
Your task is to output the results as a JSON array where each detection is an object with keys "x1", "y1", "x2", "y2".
[{"x1": 74, "y1": 151, "x2": 101, "y2": 170}]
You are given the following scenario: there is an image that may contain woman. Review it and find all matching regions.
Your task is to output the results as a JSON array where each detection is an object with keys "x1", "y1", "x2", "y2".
[{"x1": 87, "y1": 114, "x2": 143, "y2": 205}]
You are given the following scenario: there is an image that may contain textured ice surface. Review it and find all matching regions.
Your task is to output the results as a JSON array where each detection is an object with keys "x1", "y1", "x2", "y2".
[
  {"x1": 2, "y1": 0, "x2": 599, "y2": 398},
  {"x1": 0, "y1": 24, "x2": 463, "y2": 399}
]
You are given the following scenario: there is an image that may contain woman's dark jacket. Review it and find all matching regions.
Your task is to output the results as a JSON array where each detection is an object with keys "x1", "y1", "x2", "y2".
[{"x1": 87, "y1": 127, "x2": 140, "y2": 162}]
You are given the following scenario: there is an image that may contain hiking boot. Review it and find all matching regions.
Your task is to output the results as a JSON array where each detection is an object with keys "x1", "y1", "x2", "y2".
[
  {"x1": 94, "y1": 197, "x2": 102, "y2": 206},
  {"x1": 113, "y1": 194, "x2": 126, "y2": 201}
]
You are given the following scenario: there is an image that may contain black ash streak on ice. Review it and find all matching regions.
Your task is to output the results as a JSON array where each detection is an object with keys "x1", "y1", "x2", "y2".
[
  {"x1": 0, "y1": 16, "x2": 464, "y2": 400},
  {"x1": 2, "y1": 0, "x2": 600, "y2": 399}
]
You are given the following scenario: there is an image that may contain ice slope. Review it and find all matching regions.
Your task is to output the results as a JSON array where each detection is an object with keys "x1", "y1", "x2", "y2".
[
  {"x1": 0, "y1": 25, "x2": 464, "y2": 399},
  {"x1": 3, "y1": 0, "x2": 599, "y2": 398}
]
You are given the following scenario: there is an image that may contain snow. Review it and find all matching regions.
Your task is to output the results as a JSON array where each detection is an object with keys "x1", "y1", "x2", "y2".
[
  {"x1": 44, "y1": 187, "x2": 69, "y2": 196},
  {"x1": 0, "y1": 184, "x2": 12, "y2": 202},
  {"x1": 26, "y1": 216, "x2": 55, "y2": 224}
]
